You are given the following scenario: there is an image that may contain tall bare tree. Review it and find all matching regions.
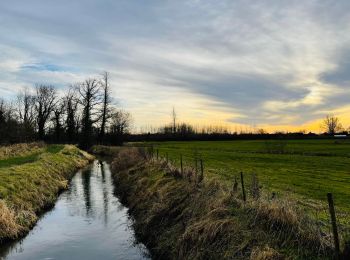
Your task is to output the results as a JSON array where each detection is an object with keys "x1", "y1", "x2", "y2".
[
  {"x1": 98, "y1": 71, "x2": 112, "y2": 144},
  {"x1": 34, "y1": 85, "x2": 57, "y2": 140},
  {"x1": 76, "y1": 78, "x2": 101, "y2": 148},
  {"x1": 322, "y1": 114, "x2": 342, "y2": 134}
]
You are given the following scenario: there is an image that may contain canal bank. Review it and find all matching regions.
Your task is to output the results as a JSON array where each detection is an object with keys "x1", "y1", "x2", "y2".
[
  {"x1": 0, "y1": 159, "x2": 150, "y2": 259},
  {"x1": 0, "y1": 144, "x2": 94, "y2": 244}
]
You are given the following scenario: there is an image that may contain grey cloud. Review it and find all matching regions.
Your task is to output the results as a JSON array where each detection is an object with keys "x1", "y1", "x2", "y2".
[{"x1": 321, "y1": 50, "x2": 350, "y2": 86}]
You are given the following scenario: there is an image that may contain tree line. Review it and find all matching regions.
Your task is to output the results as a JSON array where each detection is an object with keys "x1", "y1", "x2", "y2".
[
  {"x1": 0, "y1": 72, "x2": 131, "y2": 148},
  {"x1": 129, "y1": 111, "x2": 348, "y2": 142}
]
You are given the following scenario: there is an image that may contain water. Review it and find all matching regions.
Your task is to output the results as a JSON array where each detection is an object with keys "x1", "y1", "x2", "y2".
[{"x1": 0, "y1": 160, "x2": 150, "y2": 260}]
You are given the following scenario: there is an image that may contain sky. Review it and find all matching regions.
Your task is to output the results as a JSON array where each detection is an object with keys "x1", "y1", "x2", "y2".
[{"x1": 1, "y1": 0, "x2": 350, "y2": 133}]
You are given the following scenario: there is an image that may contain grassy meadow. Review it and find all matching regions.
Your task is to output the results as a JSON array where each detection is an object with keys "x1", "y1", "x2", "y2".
[{"x1": 151, "y1": 140, "x2": 350, "y2": 213}]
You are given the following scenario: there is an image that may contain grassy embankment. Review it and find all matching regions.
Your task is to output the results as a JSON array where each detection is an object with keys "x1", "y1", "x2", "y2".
[
  {"x1": 0, "y1": 143, "x2": 94, "y2": 243},
  {"x1": 109, "y1": 146, "x2": 349, "y2": 259}
]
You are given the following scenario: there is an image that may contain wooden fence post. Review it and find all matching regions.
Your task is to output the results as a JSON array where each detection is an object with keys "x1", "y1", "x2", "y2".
[
  {"x1": 327, "y1": 193, "x2": 340, "y2": 259},
  {"x1": 240, "y1": 172, "x2": 246, "y2": 202},
  {"x1": 180, "y1": 154, "x2": 183, "y2": 174}
]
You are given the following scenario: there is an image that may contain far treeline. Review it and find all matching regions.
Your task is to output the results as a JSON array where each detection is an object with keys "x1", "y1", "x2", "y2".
[
  {"x1": 129, "y1": 113, "x2": 348, "y2": 142},
  {"x1": 0, "y1": 72, "x2": 131, "y2": 148}
]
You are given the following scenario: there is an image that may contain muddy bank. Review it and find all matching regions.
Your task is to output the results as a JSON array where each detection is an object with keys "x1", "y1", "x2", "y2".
[
  {"x1": 0, "y1": 145, "x2": 94, "y2": 243},
  {"x1": 110, "y1": 147, "x2": 334, "y2": 259}
]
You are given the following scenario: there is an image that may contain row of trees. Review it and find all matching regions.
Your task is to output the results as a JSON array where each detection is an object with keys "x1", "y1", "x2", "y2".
[
  {"x1": 161, "y1": 109, "x2": 346, "y2": 136},
  {"x1": 0, "y1": 72, "x2": 131, "y2": 148},
  {"x1": 130, "y1": 111, "x2": 347, "y2": 142}
]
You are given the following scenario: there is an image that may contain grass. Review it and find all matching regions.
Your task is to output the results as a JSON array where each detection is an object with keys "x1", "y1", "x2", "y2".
[
  {"x1": 150, "y1": 140, "x2": 350, "y2": 213},
  {"x1": 0, "y1": 145, "x2": 64, "y2": 169},
  {"x1": 0, "y1": 143, "x2": 94, "y2": 243},
  {"x1": 110, "y1": 147, "x2": 336, "y2": 259},
  {"x1": 0, "y1": 142, "x2": 45, "y2": 160}
]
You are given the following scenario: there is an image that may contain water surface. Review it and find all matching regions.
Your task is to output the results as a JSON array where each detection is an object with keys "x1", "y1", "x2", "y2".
[{"x1": 0, "y1": 160, "x2": 149, "y2": 260}]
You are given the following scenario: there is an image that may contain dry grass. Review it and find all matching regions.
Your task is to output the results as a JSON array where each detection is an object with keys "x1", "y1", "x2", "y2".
[
  {"x1": 0, "y1": 142, "x2": 45, "y2": 160},
  {"x1": 250, "y1": 246, "x2": 284, "y2": 260},
  {"x1": 0, "y1": 200, "x2": 22, "y2": 240},
  {"x1": 111, "y1": 147, "x2": 148, "y2": 172},
  {"x1": 110, "y1": 147, "x2": 334, "y2": 259}
]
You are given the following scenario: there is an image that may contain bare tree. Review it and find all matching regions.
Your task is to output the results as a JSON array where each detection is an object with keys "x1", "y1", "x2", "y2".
[
  {"x1": 52, "y1": 98, "x2": 65, "y2": 142},
  {"x1": 322, "y1": 114, "x2": 342, "y2": 134},
  {"x1": 16, "y1": 88, "x2": 36, "y2": 140},
  {"x1": 17, "y1": 88, "x2": 35, "y2": 126},
  {"x1": 110, "y1": 109, "x2": 131, "y2": 145},
  {"x1": 64, "y1": 88, "x2": 79, "y2": 143},
  {"x1": 256, "y1": 128, "x2": 267, "y2": 135},
  {"x1": 34, "y1": 85, "x2": 57, "y2": 140},
  {"x1": 98, "y1": 71, "x2": 112, "y2": 144},
  {"x1": 76, "y1": 78, "x2": 101, "y2": 148}
]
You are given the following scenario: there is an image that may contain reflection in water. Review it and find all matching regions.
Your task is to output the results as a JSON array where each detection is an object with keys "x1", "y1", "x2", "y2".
[
  {"x1": 101, "y1": 161, "x2": 109, "y2": 225},
  {"x1": 0, "y1": 160, "x2": 150, "y2": 260},
  {"x1": 82, "y1": 165, "x2": 92, "y2": 216}
]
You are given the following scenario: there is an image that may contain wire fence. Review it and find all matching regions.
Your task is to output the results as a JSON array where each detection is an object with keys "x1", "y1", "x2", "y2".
[{"x1": 145, "y1": 145, "x2": 350, "y2": 259}]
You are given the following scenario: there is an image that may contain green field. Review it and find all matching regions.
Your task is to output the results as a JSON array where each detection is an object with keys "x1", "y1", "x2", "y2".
[{"x1": 152, "y1": 140, "x2": 350, "y2": 213}]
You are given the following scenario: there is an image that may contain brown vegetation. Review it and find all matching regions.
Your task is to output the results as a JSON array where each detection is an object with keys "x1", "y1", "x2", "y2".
[
  {"x1": 110, "y1": 147, "x2": 335, "y2": 259},
  {"x1": 0, "y1": 142, "x2": 45, "y2": 160}
]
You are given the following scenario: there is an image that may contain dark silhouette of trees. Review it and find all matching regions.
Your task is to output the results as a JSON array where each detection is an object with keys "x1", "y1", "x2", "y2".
[
  {"x1": 16, "y1": 88, "x2": 36, "y2": 140},
  {"x1": 64, "y1": 88, "x2": 79, "y2": 143},
  {"x1": 0, "y1": 99, "x2": 22, "y2": 143},
  {"x1": 52, "y1": 99, "x2": 65, "y2": 142},
  {"x1": 322, "y1": 114, "x2": 342, "y2": 135},
  {"x1": 98, "y1": 71, "x2": 112, "y2": 144},
  {"x1": 109, "y1": 109, "x2": 131, "y2": 145},
  {"x1": 76, "y1": 78, "x2": 101, "y2": 149},
  {"x1": 34, "y1": 85, "x2": 57, "y2": 140},
  {"x1": 0, "y1": 72, "x2": 136, "y2": 146}
]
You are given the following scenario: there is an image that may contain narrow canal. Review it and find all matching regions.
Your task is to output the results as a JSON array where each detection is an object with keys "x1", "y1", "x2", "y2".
[{"x1": 0, "y1": 160, "x2": 150, "y2": 260}]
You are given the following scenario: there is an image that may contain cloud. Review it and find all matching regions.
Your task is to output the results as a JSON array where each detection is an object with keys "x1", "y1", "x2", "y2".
[{"x1": 0, "y1": 0, "x2": 350, "y2": 129}]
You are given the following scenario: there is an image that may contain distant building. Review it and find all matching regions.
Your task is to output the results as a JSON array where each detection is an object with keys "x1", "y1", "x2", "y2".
[{"x1": 334, "y1": 134, "x2": 347, "y2": 138}]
